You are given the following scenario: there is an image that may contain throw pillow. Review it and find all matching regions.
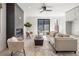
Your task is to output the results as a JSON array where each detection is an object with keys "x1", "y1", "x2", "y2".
[
  {"x1": 55, "y1": 33, "x2": 63, "y2": 37},
  {"x1": 63, "y1": 34, "x2": 69, "y2": 37},
  {"x1": 11, "y1": 37, "x2": 18, "y2": 42},
  {"x1": 50, "y1": 31, "x2": 57, "y2": 37}
]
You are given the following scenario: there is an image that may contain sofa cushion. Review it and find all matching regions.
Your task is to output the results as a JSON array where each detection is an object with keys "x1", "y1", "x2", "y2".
[
  {"x1": 55, "y1": 33, "x2": 63, "y2": 37},
  {"x1": 50, "y1": 31, "x2": 57, "y2": 37},
  {"x1": 63, "y1": 34, "x2": 70, "y2": 37},
  {"x1": 55, "y1": 33, "x2": 70, "y2": 38}
]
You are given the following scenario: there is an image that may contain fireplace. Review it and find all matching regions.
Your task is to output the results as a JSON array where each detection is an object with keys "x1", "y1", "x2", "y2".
[{"x1": 16, "y1": 28, "x2": 23, "y2": 37}]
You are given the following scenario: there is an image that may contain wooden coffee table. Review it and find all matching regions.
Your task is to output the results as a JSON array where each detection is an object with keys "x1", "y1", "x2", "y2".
[{"x1": 34, "y1": 36, "x2": 44, "y2": 46}]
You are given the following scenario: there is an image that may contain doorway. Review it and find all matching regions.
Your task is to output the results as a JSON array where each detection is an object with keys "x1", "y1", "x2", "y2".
[{"x1": 38, "y1": 19, "x2": 50, "y2": 35}]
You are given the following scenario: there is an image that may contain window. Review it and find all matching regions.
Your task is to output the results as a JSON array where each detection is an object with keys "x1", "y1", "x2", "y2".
[{"x1": 38, "y1": 19, "x2": 50, "y2": 35}]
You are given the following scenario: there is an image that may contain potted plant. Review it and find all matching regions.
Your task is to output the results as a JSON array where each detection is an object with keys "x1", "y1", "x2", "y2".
[
  {"x1": 24, "y1": 22, "x2": 32, "y2": 38},
  {"x1": 24, "y1": 22, "x2": 32, "y2": 31}
]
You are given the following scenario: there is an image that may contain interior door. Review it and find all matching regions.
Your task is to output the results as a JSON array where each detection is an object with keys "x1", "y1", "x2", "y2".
[{"x1": 38, "y1": 19, "x2": 50, "y2": 35}]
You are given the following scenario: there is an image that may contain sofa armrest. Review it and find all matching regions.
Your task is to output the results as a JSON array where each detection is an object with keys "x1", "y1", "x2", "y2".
[{"x1": 54, "y1": 37, "x2": 77, "y2": 51}]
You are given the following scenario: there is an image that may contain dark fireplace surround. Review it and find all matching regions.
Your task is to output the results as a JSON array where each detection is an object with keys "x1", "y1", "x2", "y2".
[{"x1": 16, "y1": 28, "x2": 23, "y2": 37}]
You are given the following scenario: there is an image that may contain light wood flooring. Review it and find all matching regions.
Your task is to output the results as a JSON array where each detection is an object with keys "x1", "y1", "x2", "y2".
[{"x1": 0, "y1": 36, "x2": 79, "y2": 56}]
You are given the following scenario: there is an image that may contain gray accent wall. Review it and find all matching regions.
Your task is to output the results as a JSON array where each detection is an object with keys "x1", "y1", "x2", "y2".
[
  {"x1": 6, "y1": 3, "x2": 24, "y2": 40},
  {"x1": 15, "y1": 4, "x2": 24, "y2": 36}
]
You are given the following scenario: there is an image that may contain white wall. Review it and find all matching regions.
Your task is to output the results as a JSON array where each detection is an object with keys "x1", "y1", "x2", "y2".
[
  {"x1": 0, "y1": 4, "x2": 6, "y2": 51},
  {"x1": 58, "y1": 17, "x2": 66, "y2": 34},
  {"x1": 24, "y1": 16, "x2": 37, "y2": 35},
  {"x1": 66, "y1": 5, "x2": 79, "y2": 36},
  {"x1": 24, "y1": 15, "x2": 66, "y2": 35}
]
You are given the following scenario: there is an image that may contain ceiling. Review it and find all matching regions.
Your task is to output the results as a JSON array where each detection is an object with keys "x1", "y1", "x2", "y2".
[{"x1": 18, "y1": 3, "x2": 79, "y2": 17}]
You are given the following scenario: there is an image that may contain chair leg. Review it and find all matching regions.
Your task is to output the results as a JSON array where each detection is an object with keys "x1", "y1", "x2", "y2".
[
  {"x1": 11, "y1": 51, "x2": 13, "y2": 56},
  {"x1": 74, "y1": 51, "x2": 76, "y2": 54},
  {"x1": 23, "y1": 49, "x2": 26, "y2": 56}
]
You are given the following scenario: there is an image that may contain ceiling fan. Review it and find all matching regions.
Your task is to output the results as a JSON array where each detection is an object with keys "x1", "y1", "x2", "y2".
[{"x1": 40, "y1": 3, "x2": 52, "y2": 13}]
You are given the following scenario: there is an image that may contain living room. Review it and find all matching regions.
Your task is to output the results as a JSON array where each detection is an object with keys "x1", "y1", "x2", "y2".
[
  {"x1": 0, "y1": 3, "x2": 79, "y2": 56},
  {"x1": 21, "y1": 3, "x2": 79, "y2": 56}
]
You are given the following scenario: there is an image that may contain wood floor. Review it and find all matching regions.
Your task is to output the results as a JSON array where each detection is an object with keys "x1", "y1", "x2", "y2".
[{"x1": 0, "y1": 36, "x2": 79, "y2": 56}]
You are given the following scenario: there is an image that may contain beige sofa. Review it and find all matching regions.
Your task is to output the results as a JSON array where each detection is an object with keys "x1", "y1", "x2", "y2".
[
  {"x1": 54, "y1": 37, "x2": 77, "y2": 53},
  {"x1": 49, "y1": 32, "x2": 77, "y2": 53}
]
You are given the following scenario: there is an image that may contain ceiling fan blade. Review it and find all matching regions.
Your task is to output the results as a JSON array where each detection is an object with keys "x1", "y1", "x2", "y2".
[
  {"x1": 40, "y1": 10, "x2": 44, "y2": 13},
  {"x1": 40, "y1": 8, "x2": 44, "y2": 12},
  {"x1": 46, "y1": 6, "x2": 53, "y2": 8},
  {"x1": 46, "y1": 10, "x2": 52, "y2": 11}
]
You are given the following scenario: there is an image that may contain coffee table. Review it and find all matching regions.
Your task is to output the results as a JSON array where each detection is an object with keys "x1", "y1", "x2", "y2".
[{"x1": 34, "y1": 36, "x2": 44, "y2": 46}]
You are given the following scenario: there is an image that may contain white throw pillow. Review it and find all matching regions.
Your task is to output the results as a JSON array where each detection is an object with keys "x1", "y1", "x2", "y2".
[{"x1": 11, "y1": 37, "x2": 18, "y2": 42}]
